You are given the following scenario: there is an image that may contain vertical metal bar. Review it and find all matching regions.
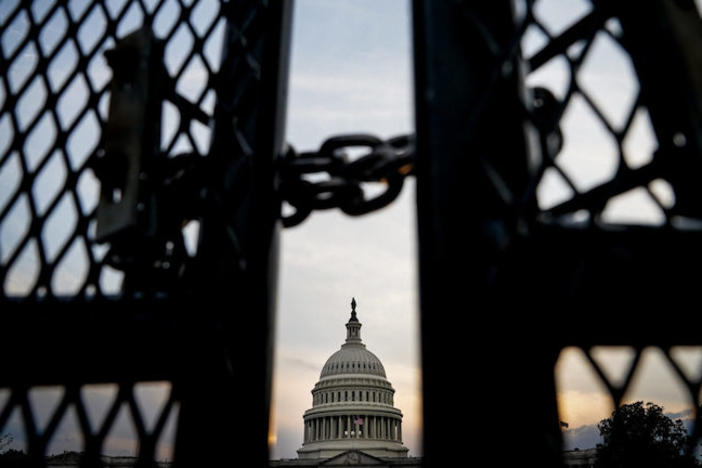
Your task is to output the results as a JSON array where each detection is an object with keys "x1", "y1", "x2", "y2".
[
  {"x1": 412, "y1": 1, "x2": 562, "y2": 466},
  {"x1": 173, "y1": 1, "x2": 293, "y2": 466}
]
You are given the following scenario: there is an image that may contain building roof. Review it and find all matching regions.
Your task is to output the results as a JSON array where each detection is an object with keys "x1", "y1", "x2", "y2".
[{"x1": 320, "y1": 346, "x2": 386, "y2": 379}]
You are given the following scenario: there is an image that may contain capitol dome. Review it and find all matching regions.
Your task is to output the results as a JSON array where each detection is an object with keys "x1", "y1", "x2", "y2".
[
  {"x1": 320, "y1": 340, "x2": 386, "y2": 378},
  {"x1": 297, "y1": 299, "x2": 409, "y2": 459}
]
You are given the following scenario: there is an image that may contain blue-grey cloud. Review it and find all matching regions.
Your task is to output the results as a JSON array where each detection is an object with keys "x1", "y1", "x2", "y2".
[{"x1": 283, "y1": 357, "x2": 321, "y2": 373}]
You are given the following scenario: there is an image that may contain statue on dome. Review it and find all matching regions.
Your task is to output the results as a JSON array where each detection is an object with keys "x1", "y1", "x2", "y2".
[{"x1": 351, "y1": 297, "x2": 358, "y2": 319}]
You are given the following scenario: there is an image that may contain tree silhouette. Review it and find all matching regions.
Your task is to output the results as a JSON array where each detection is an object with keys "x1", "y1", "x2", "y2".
[
  {"x1": 595, "y1": 401, "x2": 698, "y2": 468},
  {"x1": 0, "y1": 433, "x2": 12, "y2": 452}
]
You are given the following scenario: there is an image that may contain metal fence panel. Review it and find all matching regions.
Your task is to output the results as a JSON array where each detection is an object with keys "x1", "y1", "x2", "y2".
[
  {"x1": 0, "y1": 0, "x2": 292, "y2": 465},
  {"x1": 414, "y1": 1, "x2": 702, "y2": 467}
]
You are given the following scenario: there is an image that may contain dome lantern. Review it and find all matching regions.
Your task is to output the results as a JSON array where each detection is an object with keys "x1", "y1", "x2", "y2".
[{"x1": 345, "y1": 297, "x2": 362, "y2": 344}]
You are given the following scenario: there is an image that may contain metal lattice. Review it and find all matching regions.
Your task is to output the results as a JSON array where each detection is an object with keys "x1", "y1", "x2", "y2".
[
  {"x1": 448, "y1": 0, "x2": 701, "y2": 229},
  {"x1": 523, "y1": 1, "x2": 697, "y2": 228},
  {"x1": 0, "y1": 382, "x2": 177, "y2": 465},
  {"x1": 518, "y1": 5, "x2": 702, "y2": 457},
  {"x1": 414, "y1": 1, "x2": 702, "y2": 467},
  {"x1": 0, "y1": 0, "x2": 290, "y2": 466},
  {"x1": 0, "y1": 0, "x2": 227, "y2": 300},
  {"x1": 520, "y1": 5, "x2": 702, "y2": 455},
  {"x1": 579, "y1": 345, "x2": 702, "y2": 444}
]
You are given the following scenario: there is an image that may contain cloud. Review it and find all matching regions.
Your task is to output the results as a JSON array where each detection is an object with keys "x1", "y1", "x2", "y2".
[
  {"x1": 557, "y1": 390, "x2": 615, "y2": 428},
  {"x1": 667, "y1": 408, "x2": 695, "y2": 421},
  {"x1": 563, "y1": 424, "x2": 602, "y2": 451},
  {"x1": 285, "y1": 0, "x2": 413, "y2": 152},
  {"x1": 283, "y1": 356, "x2": 322, "y2": 372}
]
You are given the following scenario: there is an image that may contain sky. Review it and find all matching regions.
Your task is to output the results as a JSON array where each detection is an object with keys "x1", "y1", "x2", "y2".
[
  {"x1": 270, "y1": 0, "x2": 418, "y2": 458},
  {"x1": 2, "y1": 0, "x2": 702, "y2": 462}
]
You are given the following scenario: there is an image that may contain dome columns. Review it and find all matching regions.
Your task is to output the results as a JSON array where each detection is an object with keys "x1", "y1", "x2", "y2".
[{"x1": 303, "y1": 414, "x2": 403, "y2": 443}]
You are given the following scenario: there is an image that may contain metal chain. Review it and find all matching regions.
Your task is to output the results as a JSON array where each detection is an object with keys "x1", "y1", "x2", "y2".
[{"x1": 279, "y1": 134, "x2": 415, "y2": 228}]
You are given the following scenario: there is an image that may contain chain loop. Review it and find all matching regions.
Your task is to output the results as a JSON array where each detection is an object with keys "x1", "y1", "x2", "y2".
[{"x1": 279, "y1": 134, "x2": 415, "y2": 227}]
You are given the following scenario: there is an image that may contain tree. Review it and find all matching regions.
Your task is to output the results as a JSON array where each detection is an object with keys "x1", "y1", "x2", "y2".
[
  {"x1": 0, "y1": 434, "x2": 12, "y2": 453},
  {"x1": 595, "y1": 401, "x2": 699, "y2": 468}
]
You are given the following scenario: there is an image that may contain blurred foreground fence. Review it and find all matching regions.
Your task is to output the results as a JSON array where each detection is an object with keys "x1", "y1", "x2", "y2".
[{"x1": 2, "y1": 0, "x2": 702, "y2": 467}]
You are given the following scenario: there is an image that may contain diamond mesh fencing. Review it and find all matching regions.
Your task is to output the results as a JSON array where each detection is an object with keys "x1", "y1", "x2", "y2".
[
  {"x1": 414, "y1": 1, "x2": 702, "y2": 467},
  {"x1": 521, "y1": 4, "x2": 702, "y2": 453},
  {"x1": 518, "y1": 0, "x2": 702, "y2": 462},
  {"x1": 0, "y1": 0, "x2": 227, "y2": 300},
  {"x1": 453, "y1": 0, "x2": 700, "y2": 229},
  {"x1": 0, "y1": 382, "x2": 177, "y2": 465},
  {"x1": 0, "y1": 0, "x2": 286, "y2": 466},
  {"x1": 557, "y1": 346, "x2": 702, "y2": 462},
  {"x1": 524, "y1": 2, "x2": 676, "y2": 226}
]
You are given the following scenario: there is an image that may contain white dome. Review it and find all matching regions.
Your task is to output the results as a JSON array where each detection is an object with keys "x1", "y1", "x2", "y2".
[
  {"x1": 297, "y1": 299, "x2": 408, "y2": 460},
  {"x1": 320, "y1": 345, "x2": 386, "y2": 378}
]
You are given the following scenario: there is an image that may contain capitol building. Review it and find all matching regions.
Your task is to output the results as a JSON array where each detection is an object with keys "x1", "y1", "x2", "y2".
[
  {"x1": 272, "y1": 299, "x2": 421, "y2": 467},
  {"x1": 271, "y1": 300, "x2": 590, "y2": 467}
]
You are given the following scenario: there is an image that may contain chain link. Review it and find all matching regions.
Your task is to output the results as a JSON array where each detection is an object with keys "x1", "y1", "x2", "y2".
[{"x1": 279, "y1": 134, "x2": 415, "y2": 227}]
